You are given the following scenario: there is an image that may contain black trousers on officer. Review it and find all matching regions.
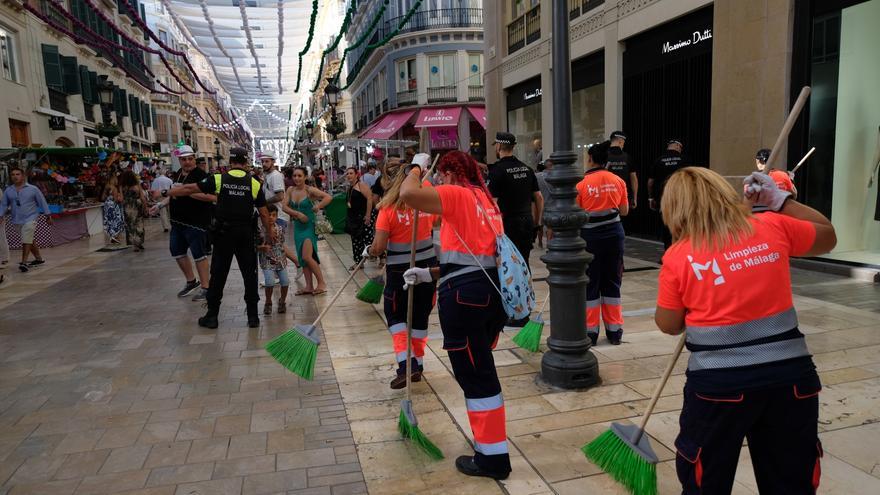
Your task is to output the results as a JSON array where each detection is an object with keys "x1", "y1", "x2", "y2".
[
  {"x1": 675, "y1": 374, "x2": 822, "y2": 494},
  {"x1": 503, "y1": 213, "x2": 534, "y2": 273},
  {"x1": 206, "y1": 222, "x2": 259, "y2": 316}
]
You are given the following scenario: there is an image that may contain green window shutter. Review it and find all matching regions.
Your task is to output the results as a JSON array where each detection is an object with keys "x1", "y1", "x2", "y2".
[
  {"x1": 88, "y1": 71, "x2": 98, "y2": 103},
  {"x1": 142, "y1": 103, "x2": 151, "y2": 127},
  {"x1": 129, "y1": 95, "x2": 139, "y2": 123},
  {"x1": 61, "y1": 56, "x2": 81, "y2": 95},
  {"x1": 151, "y1": 106, "x2": 157, "y2": 130},
  {"x1": 79, "y1": 66, "x2": 92, "y2": 103},
  {"x1": 119, "y1": 89, "x2": 128, "y2": 116},
  {"x1": 41, "y1": 44, "x2": 63, "y2": 91},
  {"x1": 112, "y1": 88, "x2": 123, "y2": 115}
]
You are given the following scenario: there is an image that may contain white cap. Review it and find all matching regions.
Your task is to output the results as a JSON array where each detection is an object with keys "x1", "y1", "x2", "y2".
[
  {"x1": 176, "y1": 145, "x2": 195, "y2": 157},
  {"x1": 358, "y1": 160, "x2": 366, "y2": 168},
  {"x1": 259, "y1": 151, "x2": 276, "y2": 161},
  {"x1": 411, "y1": 153, "x2": 431, "y2": 169}
]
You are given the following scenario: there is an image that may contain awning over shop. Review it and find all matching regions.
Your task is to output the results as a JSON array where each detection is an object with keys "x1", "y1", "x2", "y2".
[
  {"x1": 414, "y1": 107, "x2": 462, "y2": 128},
  {"x1": 361, "y1": 110, "x2": 417, "y2": 140},
  {"x1": 467, "y1": 106, "x2": 487, "y2": 128}
]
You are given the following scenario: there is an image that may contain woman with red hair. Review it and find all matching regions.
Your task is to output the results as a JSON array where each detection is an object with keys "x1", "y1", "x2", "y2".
[{"x1": 400, "y1": 151, "x2": 511, "y2": 480}]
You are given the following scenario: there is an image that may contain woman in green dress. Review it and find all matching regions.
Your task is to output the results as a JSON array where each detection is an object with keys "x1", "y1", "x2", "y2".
[{"x1": 282, "y1": 167, "x2": 332, "y2": 295}]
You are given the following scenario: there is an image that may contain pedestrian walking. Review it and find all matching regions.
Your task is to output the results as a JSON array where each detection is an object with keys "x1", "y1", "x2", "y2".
[
  {"x1": 160, "y1": 147, "x2": 274, "y2": 329},
  {"x1": 535, "y1": 159, "x2": 553, "y2": 247},
  {"x1": 0, "y1": 167, "x2": 52, "y2": 272},
  {"x1": 119, "y1": 170, "x2": 149, "y2": 252},
  {"x1": 345, "y1": 166, "x2": 374, "y2": 269},
  {"x1": 101, "y1": 172, "x2": 125, "y2": 245},
  {"x1": 281, "y1": 166, "x2": 331, "y2": 295},
  {"x1": 576, "y1": 141, "x2": 629, "y2": 346},
  {"x1": 655, "y1": 167, "x2": 836, "y2": 494},
  {"x1": 150, "y1": 146, "x2": 214, "y2": 301},
  {"x1": 648, "y1": 139, "x2": 686, "y2": 250},
  {"x1": 0, "y1": 189, "x2": 9, "y2": 266},
  {"x1": 150, "y1": 169, "x2": 173, "y2": 232},
  {"x1": 258, "y1": 205, "x2": 289, "y2": 315},
  {"x1": 605, "y1": 131, "x2": 638, "y2": 210},
  {"x1": 488, "y1": 131, "x2": 543, "y2": 325},
  {"x1": 755, "y1": 148, "x2": 797, "y2": 197},
  {"x1": 400, "y1": 151, "x2": 511, "y2": 481},
  {"x1": 366, "y1": 154, "x2": 437, "y2": 389}
]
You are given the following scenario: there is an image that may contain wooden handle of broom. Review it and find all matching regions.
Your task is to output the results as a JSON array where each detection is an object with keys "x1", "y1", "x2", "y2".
[
  {"x1": 536, "y1": 291, "x2": 550, "y2": 317},
  {"x1": 310, "y1": 257, "x2": 367, "y2": 327},
  {"x1": 765, "y1": 86, "x2": 811, "y2": 172},
  {"x1": 632, "y1": 332, "x2": 687, "y2": 445},
  {"x1": 404, "y1": 209, "x2": 421, "y2": 401},
  {"x1": 790, "y1": 147, "x2": 816, "y2": 175}
]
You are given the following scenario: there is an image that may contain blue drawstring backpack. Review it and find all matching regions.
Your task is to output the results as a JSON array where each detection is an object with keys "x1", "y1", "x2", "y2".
[{"x1": 451, "y1": 192, "x2": 536, "y2": 320}]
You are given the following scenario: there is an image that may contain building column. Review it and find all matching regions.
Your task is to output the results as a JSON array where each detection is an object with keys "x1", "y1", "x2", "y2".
[
  {"x1": 457, "y1": 50, "x2": 470, "y2": 102},
  {"x1": 603, "y1": 3, "x2": 623, "y2": 137},
  {"x1": 417, "y1": 53, "x2": 429, "y2": 105}
]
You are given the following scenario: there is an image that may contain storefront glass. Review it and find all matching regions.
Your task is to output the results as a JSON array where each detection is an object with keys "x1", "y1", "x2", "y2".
[
  {"x1": 800, "y1": 0, "x2": 880, "y2": 266},
  {"x1": 572, "y1": 83, "x2": 605, "y2": 151},
  {"x1": 506, "y1": 77, "x2": 542, "y2": 167}
]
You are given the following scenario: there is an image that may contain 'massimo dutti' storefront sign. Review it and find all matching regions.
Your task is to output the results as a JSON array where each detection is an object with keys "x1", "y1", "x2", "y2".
[{"x1": 662, "y1": 28, "x2": 713, "y2": 54}]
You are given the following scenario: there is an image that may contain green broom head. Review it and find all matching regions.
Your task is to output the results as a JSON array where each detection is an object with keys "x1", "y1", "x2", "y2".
[
  {"x1": 582, "y1": 422, "x2": 658, "y2": 495},
  {"x1": 512, "y1": 315, "x2": 544, "y2": 352},
  {"x1": 356, "y1": 276, "x2": 385, "y2": 304},
  {"x1": 265, "y1": 324, "x2": 320, "y2": 380},
  {"x1": 398, "y1": 399, "x2": 444, "y2": 460}
]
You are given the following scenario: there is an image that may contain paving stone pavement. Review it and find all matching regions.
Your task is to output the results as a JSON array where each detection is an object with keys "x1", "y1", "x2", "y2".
[
  {"x1": 2, "y1": 222, "x2": 880, "y2": 495},
  {"x1": 0, "y1": 227, "x2": 365, "y2": 495}
]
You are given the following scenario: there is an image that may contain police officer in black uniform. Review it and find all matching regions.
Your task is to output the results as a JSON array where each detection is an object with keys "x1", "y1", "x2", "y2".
[
  {"x1": 605, "y1": 131, "x2": 638, "y2": 210},
  {"x1": 648, "y1": 139, "x2": 686, "y2": 250},
  {"x1": 162, "y1": 147, "x2": 274, "y2": 329},
  {"x1": 488, "y1": 131, "x2": 543, "y2": 278}
]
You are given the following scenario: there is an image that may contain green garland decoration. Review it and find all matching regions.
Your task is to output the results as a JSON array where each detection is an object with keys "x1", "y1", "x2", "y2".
[
  {"x1": 340, "y1": 0, "x2": 422, "y2": 91},
  {"x1": 333, "y1": 0, "x2": 391, "y2": 88},
  {"x1": 294, "y1": 0, "x2": 320, "y2": 93},
  {"x1": 310, "y1": 0, "x2": 358, "y2": 92}
]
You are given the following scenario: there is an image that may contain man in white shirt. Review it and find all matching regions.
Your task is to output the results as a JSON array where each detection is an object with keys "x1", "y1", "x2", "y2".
[
  {"x1": 150, "y1": 168, "x2": 174, "y2": 232},
  {"x1": 362, "y1": 162, "x2": 380, "y2": 187}
]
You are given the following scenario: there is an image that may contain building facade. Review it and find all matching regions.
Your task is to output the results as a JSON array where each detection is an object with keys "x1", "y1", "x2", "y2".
[
  {"x1": 482, "y1": 0, "x2": 880, "y2": 267},
  {"x1": 344, "y1": 0, "x2": 487, "y2": 156}
]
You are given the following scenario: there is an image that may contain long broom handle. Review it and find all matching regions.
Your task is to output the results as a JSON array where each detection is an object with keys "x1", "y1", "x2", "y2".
[
  {"x1": 404, "y1": 210, "x2": 420, "y2": 401},
  {"x1": 790, "y1": 147, "x2": 816, "y2": 175},
  {"x1": 765, "y1": 86, "x2": 811, "y2": 172},
  {"x1": 536, "y1": 290, "x2": 550, "y2": 317},
  {"x1": 310, "y1": 257, "x2": 366, "y2": 327},
  {"x1": 632, "y1": 332, "x2": 686, "y2": 445}
]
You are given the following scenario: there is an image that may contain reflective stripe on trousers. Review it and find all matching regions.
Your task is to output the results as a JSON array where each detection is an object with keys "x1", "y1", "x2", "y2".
[
  {"x1": 685, "y1": 308, "x2": 809, "y2": 371},
  {"x1": 466, "y1": 393, "x2": 509, "y2": 456},
  {"x1": 391, "y1": 325, "x2": 427, "y2": 365}
]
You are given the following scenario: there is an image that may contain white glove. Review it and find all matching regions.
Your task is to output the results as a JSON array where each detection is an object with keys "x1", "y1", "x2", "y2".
[
  {"x1": 402, "y1": 267, "x2": 432, "y2": 290},
  {"x1": 362, "y1": 246, "x2": 373, "y2": 259},
  {"x1": 743, "y1": 171, "x2": 791, "y2": 212}
]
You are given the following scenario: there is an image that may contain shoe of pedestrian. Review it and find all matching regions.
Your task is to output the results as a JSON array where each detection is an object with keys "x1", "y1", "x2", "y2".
[
  {"x1": 18, "y1": 263, "x2": 29, "y2": 273},
  {"x1": 247, "y1": 317, "x2": 260, "y2": 328},
  {"x1": 198, "y1": 313, "x2": 219, "y2": 329},
  {"x1": 390, "y1": 371, "x2": 422, "y2": 389},
  {"x1": 277, "y1": 301, "x2": 286, "y2": 314},
  {"x1": 191, "y1": 289, "x2": 208, "y2": 302},
  {"x1": 177, "y1": 279, "x2": 200, "y2": 298},
  {"x1": 454, "y1": 456, "x2": 510, "y2": 480},
  {"x1": 27, "y1": 259, "x2": 45, "y2": 267},
  {"x1": 263, "y1": 302, "x2": 272, "y2": 315}
]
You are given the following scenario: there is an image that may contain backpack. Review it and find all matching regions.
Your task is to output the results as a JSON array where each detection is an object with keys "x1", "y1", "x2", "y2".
[{"x1": 451, "y1": 190, "x2": 536, "y2": 320}]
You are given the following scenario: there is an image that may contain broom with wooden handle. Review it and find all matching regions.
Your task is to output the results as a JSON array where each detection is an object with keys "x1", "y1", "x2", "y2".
[{"x1": 583, "y1": 86, "x2": 813, "y2": 495}]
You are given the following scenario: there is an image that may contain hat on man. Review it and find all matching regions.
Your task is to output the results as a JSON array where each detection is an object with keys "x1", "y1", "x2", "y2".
[
  {"x1": 666, "y1": 139, "x2": 683, "y2": 148},
  {"x1": 229, "y1": 147, "x2": 249, "y2": 162},
  {"x1": 493, "y1": 132, "x2": 516, "y2": 145},
  {"x1": 176, "y1": 145, "x2": 195, "y2": 157},
  {"x1": 609, "y1": 130, "x2": 627, "y2": 141},
  {"x1": 259, "y1": 151, "x2": 276, "y2": 161}
]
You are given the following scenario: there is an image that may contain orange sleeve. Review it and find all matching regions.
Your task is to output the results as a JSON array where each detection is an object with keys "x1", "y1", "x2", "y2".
[
  {"x1": 656, "y1": 255, "x2": 685, "y2": 310},
  {"x1": 575, "y1": 180, "x2": 586, "y2": 209},
  {"x1": 375, "y1": 208, "x2": 392, "y2": 232},
  {"x1": 437, "y1": 185, "x2": 464, "y2": 220},
  {"x1": 771, "y1": 214, "x2": 817, "y2": 257}
]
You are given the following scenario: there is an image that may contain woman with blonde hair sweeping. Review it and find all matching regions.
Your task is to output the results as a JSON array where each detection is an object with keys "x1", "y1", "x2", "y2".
[
  {"x1": 654, "y1": 167, "x2": 836, "y2": 494},
  {"x1": 365, "y1": 154, "x2": 437, "y2": 388}
]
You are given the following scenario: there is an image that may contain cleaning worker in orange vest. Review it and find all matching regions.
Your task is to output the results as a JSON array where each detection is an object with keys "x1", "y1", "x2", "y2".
[
  {"x1": 576, "y1": 140, "x2": 630, "y2": 346},
  {"x1": 365, "y1": 154, "x2": 437, "y2": 389},
  {"x1": 755, "y1": 148, "x2": 797, "y2": 197},
  {"x1": 655, "y1": 168, "x2": 836, "y2": 494},
  {"x1": 400, "y1": 150, "x2": 511, "y2": 480}
]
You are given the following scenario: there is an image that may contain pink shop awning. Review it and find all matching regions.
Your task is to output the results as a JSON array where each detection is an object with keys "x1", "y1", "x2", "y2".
[
  {"x1": 361, "y1": 110, "x2": 417, "y2": 140},
  {"x1": 414, "y1": 107, "x2": 462, "y2": 128},
  {"x1": 467, "y1": 106, "x2": 487, "y2": 128}
]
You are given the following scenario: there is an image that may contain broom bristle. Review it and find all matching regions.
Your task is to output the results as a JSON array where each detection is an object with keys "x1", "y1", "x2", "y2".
[
  {"x1": 356, "y1": 279, "x2": 384, "y2": 304},
  {"x1": 582, "y1": 429, "x2": 657, "y2": 495},
  {"x1": 265, "y1": 330, "x2": 318, "y2": 380},
  {"x1": 512, "y1": 319, "x2": 544, "y2": 352},
  {"x1": 398, "y1": 409, "x2": 445, "y2": 460}
]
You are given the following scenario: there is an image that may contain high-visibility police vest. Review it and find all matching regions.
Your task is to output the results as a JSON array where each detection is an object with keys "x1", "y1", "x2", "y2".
[{"x1": 212, "y1": 169, "x2": 261, "y2": 223}]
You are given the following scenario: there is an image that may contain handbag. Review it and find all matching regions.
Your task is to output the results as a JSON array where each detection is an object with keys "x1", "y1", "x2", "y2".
[{"x1": 315, "y1": 211, "x2": 333, "y2": 236}]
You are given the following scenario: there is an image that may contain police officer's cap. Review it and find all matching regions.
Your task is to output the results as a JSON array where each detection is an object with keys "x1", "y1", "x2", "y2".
[
  {"x1": 230, "y1": 147, "x2": 248, "y2": 158},
  {"x1": 493, "y1": 132, "x2": 516, "y2": 146},
  {"x1": 609, "y1": 131, "x2": 627, "y2": 141},
  {"x1": 667, "y1": 139, "x2": 683, "y2": 147}
]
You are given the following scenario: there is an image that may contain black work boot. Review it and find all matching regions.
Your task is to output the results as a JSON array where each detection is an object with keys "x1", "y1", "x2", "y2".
[
  {"x1": 455, "y1": 455, "x2": 510, "y2": 480},
  {"x1": 198, "y1": 308, "x2": 219, "y2": 329}
]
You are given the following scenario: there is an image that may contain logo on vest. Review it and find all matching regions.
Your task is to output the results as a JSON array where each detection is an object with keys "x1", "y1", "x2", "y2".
[{"x1": 687, "y1": 255, "x2": 725, "y2": 286}]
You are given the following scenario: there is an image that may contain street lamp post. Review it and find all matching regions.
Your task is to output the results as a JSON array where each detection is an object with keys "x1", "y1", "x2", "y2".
[
  {"x1": 213, "y1": 137, "x2": 222, "y2": 168},
  {"x1": 539, "y1": 0, "x2": 599, "y2": 388},
  {"x1": 96, "y1": 76, "x2": 118, "y2": 148},
  {"x1": 324, "y1": 81, "x2": 341, "y2": 171}
]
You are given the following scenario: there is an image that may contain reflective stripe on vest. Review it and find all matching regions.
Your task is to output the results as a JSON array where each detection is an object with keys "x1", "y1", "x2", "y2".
[
  {"x1": 387, "y1": 238, "x2": 435, "y2": 265},
  {"x1": 583, "y1": 208, "x2": 620, "y2": 229},
  {"x1": 685, "y1": 308, "x2": 809, "y2": 371},
  {"x1": 439, "y1": 250, "x2": 496, "y2": 267},
  {"x1": 437, "y1": 265, "x2": 483, "y2": 286}
]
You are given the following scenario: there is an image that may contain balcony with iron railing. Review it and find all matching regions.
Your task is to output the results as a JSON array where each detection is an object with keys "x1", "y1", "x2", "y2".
[
  {"x1": 397, "y1": 89, "x2": 418, "y2": 107},
  {"x1": 507, "y1": 5, "x2": 541, "y2": 55},
  {"x1": 468, "y1": 85, "x2": 484, "y2": 101},
  {"x1": 427, "y1": 85, "x2": 457, "y2": 104},
  {"x1": 569, "y1": 0, "x2": 604, "y2": 20}
]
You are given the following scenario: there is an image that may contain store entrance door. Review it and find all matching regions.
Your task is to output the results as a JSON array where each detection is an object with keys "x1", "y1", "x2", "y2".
[{"x1": 621, "y1": 6, "x2": 713, "y2": 241}]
